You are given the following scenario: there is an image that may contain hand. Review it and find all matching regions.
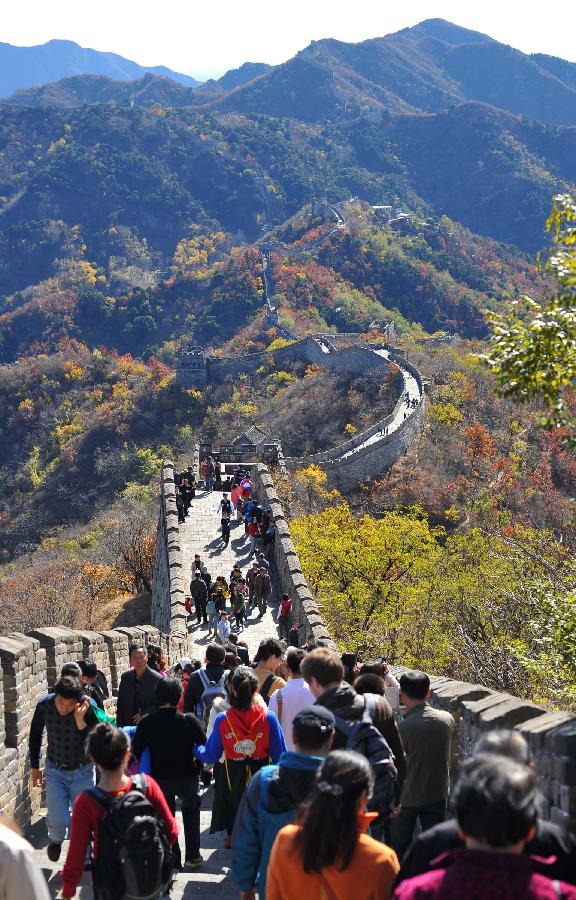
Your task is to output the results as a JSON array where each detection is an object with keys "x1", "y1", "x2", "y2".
[
  {"x1": 391, "y1": 804, "x2": 401, "y2": 817},
  {"x1": 31, "y1": 768, "x2": 43, "y2": 788},
  {"x1": 132, "y1": 713, "x2": 142, "y2": 725},
  {"x1": 240, "y1": 891, "x2": 256, "y2": 900},
  {"x1": 73, "y1": 698, "x2": 91, "y2": 730}
]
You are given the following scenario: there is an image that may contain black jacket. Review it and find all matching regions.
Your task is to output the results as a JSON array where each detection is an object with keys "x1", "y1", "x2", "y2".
[
  {"x1": 132, "y1": 707, "x2": 206, "y2": 780},
  {"x1": 316, "y1": 684, "x2": 406, "y2": 802},
  {"x1": 394, "y1": 816, "x2": 576, "y2": 886},
  {"x1": 190, "y1": 578, "x2": 208, "y2": 602},
  {"x1": 183, "y1": 663, "x2": 227, "y2": 714},
  {"x1": 116, "y1": 666, "x2": 162, "y2": 727}
]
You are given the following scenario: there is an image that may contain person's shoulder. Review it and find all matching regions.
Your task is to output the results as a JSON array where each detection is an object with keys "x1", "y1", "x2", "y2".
[
  {"x1": 276, "y1": 822, "x2": 299, "y2": 843},
  {"x1": 37, "y1": 693, "x2": 54, "y2": 707},
  {"x1": 358, "y1": 832, "x2": 399, "y2": 865},
  {"x1": 427, "y1": 705, "x2": 455, "y2": 726},
  {"x1": 273, "y1": 676, "x2": 287, "y2": 690},
  {"x1": 392, "y1": 869, "x2": 444, "y2": 897},
  {"x1": 0, "y1": 820, "x2": 35, "y2": 854}
]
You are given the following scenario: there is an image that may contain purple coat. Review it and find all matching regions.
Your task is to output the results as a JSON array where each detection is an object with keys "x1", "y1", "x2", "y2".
[{"x1": 392, "y1": 848, "x2": 576, "y2": 899}]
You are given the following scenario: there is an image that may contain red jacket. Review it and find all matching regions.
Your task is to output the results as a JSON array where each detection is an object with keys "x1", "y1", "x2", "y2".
[
  {"x1": 60, "y1": 775, "x2": 178, "y2": 897},
  {"x1": 279, "y1": 598, "x2": 292, "y2": 618},
  {"x1": 392, "y1": 849, "x2": 576, "y2": 899}
]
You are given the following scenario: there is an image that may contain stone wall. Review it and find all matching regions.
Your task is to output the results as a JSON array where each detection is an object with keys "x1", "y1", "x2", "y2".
[
  {"x1": 389, "y1": 667, "x2": 576, "y2": 833},
  {"x1": 251, "y1": 464, "x2": 334, "y2": 648},
  {"x1": 151, "y1": 460, "x2": 188, "y2": 639},
  {"x1": 0, "y1": 622, "x2": 192, "y2": 832}
]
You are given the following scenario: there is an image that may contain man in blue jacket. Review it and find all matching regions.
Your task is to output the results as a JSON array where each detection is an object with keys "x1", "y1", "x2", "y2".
[{"x1": 231, "y1": 705, "x2": 335, "y2": 900}]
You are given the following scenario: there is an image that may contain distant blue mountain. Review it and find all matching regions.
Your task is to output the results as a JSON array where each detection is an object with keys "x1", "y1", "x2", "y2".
[
  {"x1": 217, "y1": 61, "x2": 270, "y2": 91},
  {"x1": 0, "y1": 39, "x2": 200, "y2": 97}
]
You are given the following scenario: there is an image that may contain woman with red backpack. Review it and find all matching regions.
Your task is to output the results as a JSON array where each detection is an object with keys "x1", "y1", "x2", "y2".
[{"x1": 194, "y1": 666, "x2": 286, "y2": 848}]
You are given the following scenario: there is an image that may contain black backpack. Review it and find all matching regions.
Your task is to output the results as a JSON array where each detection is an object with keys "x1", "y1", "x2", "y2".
[
  {"x1": 332, "y1": 694, "x2": 398, "y2": 819},
  {"x1": 87, "y1": 774, "x2": 174, "y2": 900}
]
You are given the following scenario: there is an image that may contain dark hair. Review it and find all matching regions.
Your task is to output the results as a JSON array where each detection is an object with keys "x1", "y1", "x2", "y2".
[
  {"x1": 354, "y1": 673, "x2": 386, "y2": 696},
  {"x1": 190, "y1": 658, "x2": 202, "y2": 671},
  {"x1": 78, "y1": 659, "x2": 98, "y2": 679},
  {"x1": 88, "y1": 723, "x2": 129, "y2": 771},
  {"x1": 227, "y1": 633, "x2": 238, "y2": 645},
  {"x1": 206, "y1": 643, "x2": 226, "y2": 665},
  {"x1": 341, "y1": 652, "x2": 357, "y2": 685},
  {"x1": 297, "y1": 750, "x2": 374, "y2": 873},
  {"x1": 301, "y1": 648, "x2": 344, "y2": 687},
  {"x1": 225, "y1": 651, "x2": 239, "y2": 670},
  {"x1": 281, "y1": 592, "x2": 289, "y2": 601},
  {"x1": 474, "y1": 730, "x2": 531, "y2": 765},
  {"x1": 454, "y1": 755, "x2": 539, "y2": 847},
  {"x1": 147, "y1": 644, "x2": 168, "y2": 674},
  {"x1": 256, "y1": 638, "x2": 283, "y2": 662},
  {"x1": 227, "y1": 666, "x2": 258, "y2": 711},
  {"x1": 155, "y1": 677, "x2": 182, "y2": 707},
  {"x1": 128, "y1": 644, "x2": 146, "y2": 658},
  {"x1": 359, "y1": 660, "x2": 387, "y2": 679},
  {"x1": 54, "y1": 676, "x2": 83, "y2": 701},
  {"x1": 60, "y1": 662, "x2": 82, "y2": 678},
  {"x1": 399, "y1": 670, "x2": 430, "y2": 700},
  {"x1": 286, "y1": 648, "x2": 306, "y2": 676}
]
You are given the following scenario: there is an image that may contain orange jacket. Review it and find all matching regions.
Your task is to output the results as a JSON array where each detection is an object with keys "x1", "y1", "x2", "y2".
[{"x1": 266, "y1": 813, "x2": 399, "y2": 900}]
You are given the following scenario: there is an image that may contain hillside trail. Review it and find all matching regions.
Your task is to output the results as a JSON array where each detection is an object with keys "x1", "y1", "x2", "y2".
[{"x1": 31, "y1": 486, "x2": 281, "y2": 898}]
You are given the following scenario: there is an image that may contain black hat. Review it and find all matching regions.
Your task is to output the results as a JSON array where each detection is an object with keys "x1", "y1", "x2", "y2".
[{"x1": 293, "y1": 705, "x2": 335, "y2": 743}]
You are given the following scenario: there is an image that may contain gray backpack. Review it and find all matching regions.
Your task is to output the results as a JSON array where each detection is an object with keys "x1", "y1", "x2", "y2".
[{"x1": 196, "y1": 669, "x2": 228, "y2": 724}]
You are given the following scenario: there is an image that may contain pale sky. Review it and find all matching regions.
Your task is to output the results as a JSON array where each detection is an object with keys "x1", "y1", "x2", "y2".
[{"x1": 2, "y1": 0, "x2": 576, "y2": 80}]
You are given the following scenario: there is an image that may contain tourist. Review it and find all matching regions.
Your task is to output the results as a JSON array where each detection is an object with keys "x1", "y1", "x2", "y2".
[
  {"x1": 258, "y1": 552, "x2": 271, "y2": 574},
  {"x1": 391, "y1": 755, "x2": 576, "y2": 899},
  {"x1": 29, "y1": 676, "x2": 97, "y2": 862},
  {"x1": 0, "y1": 816, "x2": 50, "y2": 900},
  {"x1": 288, "y1": 621, "x2": 301, "y2": 647},
  {"x1": 116, "y1": 645, "x2": 163, "y2": 727},
  {"x1": 232, "y1": 584, "x2": 247, "y2": 631},
  {"x1": 190, "y1": 571, "x2": 208, "y2": 626},
  {"x1": 192, "y1": 552, "x2": 204, "y2": 574},
  {"x1": 147, "y1": 644, "x2": 168, "y2": 676},
  {"x1": 246, "y1": 561, "x2": 259, "y2": 609},
  {"x1": 253, "y1": 638, "x2": 286, "y2": 704},
  {"x1": 395, "y1": 729, "x2": 576, "y2": 886},
  {"x1": 266, "y1": 750, "x2": 400, "y2": 899},
  {"x1": 218, "y1": 611, "x2": 232, "y2": 644},
  {"x1": 254, "y1": 566, "x2": 272, "y2": 616},
  {"x1": 218, "y1": 492, "x2": 233, "y2": 546},
  {"x1": 183, "y1": 644, "x2": 227, "y2": 716},
  {"x1": 206, "y1": 592, "x2": 219, "y2": 639},
  {"x1": 269, "y1": 648, "x2": 312, "y2": 751},
  {"x1": 247, "y1": 517, "x2": 260, "y2": 555},
  {"x1": 201, "y1": 565, "x2": 212, "y2": 592},
  {"x1": 301, "y1": 647, "x2": 406, "y2": 838},
  {"x1": 277, "y1": 593, "x2": 292, "y2": 641},
  {"x1": 390, "y1": 670, "x2": 455, "y2": 860},
  {"x1": 77, "y1": 658, "x2": 105, "y2": 710},
  {"x1": 60, "y1": 723, "x2": 178, "y2": 899},
  {"x1": 231, "y1": 705, "x2": 336, "y2": 899},
  {"x1": 354, "y1": 672, "x2": 386, "y2": 696},
  {"x1": 194, "y1": 666, "x2": 286, "y2": 848},
  {"x1": 132, "y1": 678, "x2": 206, "y2": 870},
  {"x1": 228, "y1": 633, "x2": 251, "y2": 665}
]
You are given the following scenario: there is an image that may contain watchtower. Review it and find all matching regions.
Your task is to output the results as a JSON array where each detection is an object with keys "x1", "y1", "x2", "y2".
[{"x1": 176, "y1": 344, "x2": 208, "y2": 387}]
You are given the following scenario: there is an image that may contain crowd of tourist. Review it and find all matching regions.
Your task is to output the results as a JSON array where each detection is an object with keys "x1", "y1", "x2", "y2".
[
  {"x1": 9, "y1": 456, "x2": 576, "y2": 898},
  {"x1": 15, "y1": 634, "x2": 576, "y2": 899}
]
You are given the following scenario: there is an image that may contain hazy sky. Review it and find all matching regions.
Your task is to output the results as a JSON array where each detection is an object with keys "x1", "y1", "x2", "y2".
[{"x1": 3, "y1": 1, "x2": 576, "y2": 80}]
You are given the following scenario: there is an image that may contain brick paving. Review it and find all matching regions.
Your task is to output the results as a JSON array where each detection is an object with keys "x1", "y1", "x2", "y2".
[{"x1": 32, "y1": 487, "x2": 280, "y2": 898}]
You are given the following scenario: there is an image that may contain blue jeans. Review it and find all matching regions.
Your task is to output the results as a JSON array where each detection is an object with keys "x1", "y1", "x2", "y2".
[{"x1": 44, "y1": 759, "x2": 95, "y2": 843}]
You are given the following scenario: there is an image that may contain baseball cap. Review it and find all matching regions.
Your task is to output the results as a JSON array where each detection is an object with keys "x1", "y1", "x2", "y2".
[
  {"x1": 293, "y1": 705, "x2": 335, "y2": 743},
  {"x1": 179, "y1": 656, "x2": 192, "y2": 669}
]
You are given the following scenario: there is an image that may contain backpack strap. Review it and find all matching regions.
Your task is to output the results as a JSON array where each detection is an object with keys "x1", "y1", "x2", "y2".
[
  {"x1": 276, "y1": 690, "x2": 283, "y2": 727},
  {"x1": 198, "y1": 669, "x2": 211, "y2": 690},
  {"x1": 257, "y1": 765, "x2": 278, "y2": 810},
  {"x1": 85, "y1": 785, "x2": 110, "y2": 812},
  {"x1": 260, "y1": 674, "x2": 275, "y2": 704},
  {"x1": 331, "y1": 712, "x2": 355, "y2": 738},
  {"x1": 132, "y1": 773, "x2": 147, "y2": 795},
  {"x1": 318, "y1": 872, "x2": 339, "y2": 900},
  {"x1": 363, "y1": 693, "x2": 378, "y2": 723},
  {"x1": 217, "y1": 671, "x2": 229, "y2": 689}
]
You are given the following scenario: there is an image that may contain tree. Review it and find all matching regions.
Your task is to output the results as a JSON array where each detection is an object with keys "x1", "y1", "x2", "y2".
[
  {"x1": 102, "y1": 509, "x2": 156, "y2": 594},
  {"x1": 483, "y1": 194, "x2": 576, "y2": 436}
]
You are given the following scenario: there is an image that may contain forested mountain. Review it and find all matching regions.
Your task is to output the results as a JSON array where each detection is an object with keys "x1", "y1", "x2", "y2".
[{"x1": 0, "y1": 39, "x2": 199, "y2": 98}]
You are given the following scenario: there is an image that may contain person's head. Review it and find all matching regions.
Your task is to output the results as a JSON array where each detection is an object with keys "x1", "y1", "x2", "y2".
[
  {"x1": 297, "y1": 750, "x2": 374, "y2": 874},
  {"x1": 301, "y1": 648, "x2": 344, "y2": 698},
  {"x1": 194, "y1": 571, "x2": 201, "y2": 580},
  {"x1": 78, "y1": 658, "x2": 98, "y2": 684},
  {"x1": 227, "y1": 633, "x2": 238, "y2": 646},
  {"x1": 258, "y1": 553, "x2": 266, "y2": 562},
  {"x1": 354, "y1": 673, "x2": 386, "y2": 696},
  {"x1": 281, "y1": 592, "x2": 289, "y2": 602},
  {"x1": 223, "y1": 493, "x2": 228, "y2": 500},
  {"x1": 292, "y1": 705, "x2": 335, "y2": 755},
  {"x1": 54, "y1": 676, "x2": 83, "y2": 715},
  {"x1": 399, "y1": 670, "x2": 430, "y2": 708},
  {"x1": 341, "y1": 653, "x2": 357, "y2": 684},
  {"x1": 147, "y1": 644, "x2": 168, "y2": 674},
  {"x1": 155, "y1": 677, "x2": 182, "y2": 708},
  {"x1": 474, "y1": 730, "x2": 531, "y2": 766},
  {"x1": 256, "y1": 638, "x2": 284, "y2": 673},
  {"x1": 227, "y1": 666, "x2": 258, "y2": 711},
  {"x1": 129, "y1": 645, "x2": 148, "y2": 676},
  {"x1": 88, "y1": 723, "x2": 130, "y2": 773},
  {"x1": 220, "y1": 611, "x2": 228, "y2": 620},
  {"x1": 205, "y1": 643, "x2": 226, "y2": 666},
  {"x1": 178, "y1": 656, "x2": 192, "y2": 671},
  {"x1": 454, "y1": 755, "x2": 539, "y2": 852},
  {"x1": 60, "y1": 662, "x2": 82, "y2": 679},
  {"x1": 225, "y1": 651, "x2": 239, "y2": 670},
  {"x1": 359, "y1": 659, "x2": 388, "y2": 679},
  {"x1": 286, "y1": 647, "x2": 306, "y2": 677},
  {"x1": 252, "y1": 561, "x2": 259, "y2": 569}
]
